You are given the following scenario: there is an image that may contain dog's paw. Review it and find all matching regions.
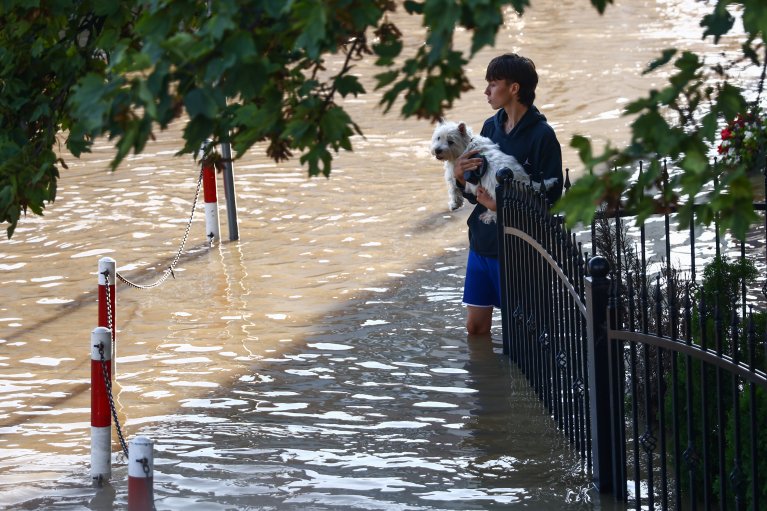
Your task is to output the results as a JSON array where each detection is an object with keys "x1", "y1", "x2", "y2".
[
  {"x1": 479, "y1": 211, "x2": 497, "y2": 224},
  {"x1": 449, "y1": 196, "x2": 464, "y2": 211}
]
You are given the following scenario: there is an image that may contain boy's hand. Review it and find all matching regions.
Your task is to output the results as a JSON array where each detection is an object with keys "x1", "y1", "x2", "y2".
[
  {"x1": 476, "y1": 187, "x2": 496, "y2": 211},
  {"x1": 454, "y1": 150, "x2": 483, "y2": 183}
]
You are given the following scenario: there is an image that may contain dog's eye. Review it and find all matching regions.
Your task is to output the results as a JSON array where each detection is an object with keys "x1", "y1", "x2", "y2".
[{"x1": 448, "y1": 140, "x2": 454, "y2": 145}]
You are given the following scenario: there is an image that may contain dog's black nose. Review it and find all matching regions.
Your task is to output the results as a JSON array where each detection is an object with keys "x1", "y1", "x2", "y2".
[{"x1": 434, "y1": 148, "x2": 442, "y2": 155}]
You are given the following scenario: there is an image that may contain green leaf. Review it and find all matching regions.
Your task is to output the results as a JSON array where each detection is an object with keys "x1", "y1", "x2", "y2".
[
  {"x1": 403, "y1": 1, "x2": 424, "y2": 14},
  {"x1": 741, "y1": 0, "x2": 767, "y2": 41},
  {"x1": 334, "y1": 75, "x2": 365, "y2": 97},
  {"x1": 293, "y1": 0, "x2": 327, "y2": 59},
  {"x1": 644, "y1": 48, "x2": 677, "y2": 75},
  {"x1": 552, "y1": 173, "x2": 602, "y2": 227},
  {"x1": 701, "y1": 4, "x2": 735, "y2": 43},
  {"x1": 699, "y1": 110, "x2": 718, "y2": 141},
  {"x1": 589, "y1": 0, "x2": 614, "y2": 15},
  {"x1": 319, "y1": 107, "x2": 353, "y2": 147},
  {"x1": 373, "y1": 38, "x2": 403, "y2": 66},
  {"x1": 570, "y1": 135, "x2": 593, "y2": 164},
  {"x1": 263, "y1": 0, "x2": 293, "y2": 17},
  {"x1": 94, "y1": 2, "x2": 121, "y2": 16},
  {"x1": 184, "y1": 88, "x2": 218, "y2": 119},
  {"x1": 69, "y1": 73, "x2": 115, "y2": 133},
  {"x1": 674, "y1": 51, "x2": 702, "y2": 75},
  {"x1": 203, "y1": 13, "x2": 235, "y2": 41},
  {"x1": 716, "y1": 82, "x2": 747, "y2": 120},
  {"x1": 422, "y1": 76, "x2": 446, "y2": 114},
  {"x1": 508, "y1": 0, "x2": 531, "y2": 14},
  {"x1": 220, "y1": 31, "x2": 256, "y2": 60},
  {"x1": 679, "y1": 144, "x2": 708, "y2": 174},
  {"x1": 374, "y1": 70, "x2": 399, "y2": 89}
]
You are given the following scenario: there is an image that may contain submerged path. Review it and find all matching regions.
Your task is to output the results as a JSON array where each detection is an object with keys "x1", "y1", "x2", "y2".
[
  {"x1": 122, "y1": 252, "x2": 610, "y2": 510},
  {"x1": 22, "y1": 251, "x2": 618, "y2": 510}
]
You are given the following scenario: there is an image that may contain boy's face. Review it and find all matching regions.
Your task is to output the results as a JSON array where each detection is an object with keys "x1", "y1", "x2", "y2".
[{"x1": 484, "y1": 79, "x2": 519, "y2": 110}]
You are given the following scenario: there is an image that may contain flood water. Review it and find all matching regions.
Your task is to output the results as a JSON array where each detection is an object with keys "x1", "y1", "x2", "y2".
[{"x1": 0, "y1": 1, "x2": 751, "y2": 509}]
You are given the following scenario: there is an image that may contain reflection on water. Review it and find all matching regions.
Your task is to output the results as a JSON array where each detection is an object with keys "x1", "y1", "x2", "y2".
[{"x1": 0, "y1": 0, "x2": 752, "y2": 509}]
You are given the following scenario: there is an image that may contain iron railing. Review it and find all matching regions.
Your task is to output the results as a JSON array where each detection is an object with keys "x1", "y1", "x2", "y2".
[{"x1": 497, "y1": 169, "x2": 767, "y2": 510}]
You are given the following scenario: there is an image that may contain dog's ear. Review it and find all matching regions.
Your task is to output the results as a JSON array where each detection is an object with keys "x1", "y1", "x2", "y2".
[
  {"x1": 458, "y1": 122, "x2": 467, "y2": 135},
  {"x1": 437, "y1": 116, "x2": 446, "y2": 124}
]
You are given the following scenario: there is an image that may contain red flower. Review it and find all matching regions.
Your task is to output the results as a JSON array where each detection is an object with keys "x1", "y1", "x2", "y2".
[{"x1": 718, "y1": 107, "x2": 766, "y2": 173}]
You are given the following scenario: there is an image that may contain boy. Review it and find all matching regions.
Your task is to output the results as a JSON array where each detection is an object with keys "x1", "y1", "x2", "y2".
[{"x1": 453, "y1": 53, "x2": 563, "y2": 335}]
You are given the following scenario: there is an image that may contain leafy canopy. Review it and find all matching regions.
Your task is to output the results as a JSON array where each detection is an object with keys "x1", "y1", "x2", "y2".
[
  {"x1": 0, "y1": 0, "x2": 764, "y2": 239},
  {"x1": 554, "y1": 0, "x2": 767, "y2": 239}
]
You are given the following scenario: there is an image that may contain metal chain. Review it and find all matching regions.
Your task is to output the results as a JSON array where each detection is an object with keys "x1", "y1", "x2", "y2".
[
  {"x1": 97, "y1": 340, "x2": 129, "y2": 459},
  {"x1": 138, "y1": 457, "x2": 151, "y2": 477},
  {"x1": 95, "y1": 167, "x2": 204, "y2": 466},
  {"x1": 102, "y1": 276, "x2": 129, "y2": 458},
  {"x1": 116, "y1": 167, "x2": 204, "y2": 289},
  {"x1": 102, "y1": 270, "x2": 117, "y2": 413},
  {"x1": 103, "y1": 271, "x2": 115, "y2": 346}
]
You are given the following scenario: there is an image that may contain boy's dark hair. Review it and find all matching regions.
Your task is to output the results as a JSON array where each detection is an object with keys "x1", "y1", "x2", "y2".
[{"x1": 485, "y1": 53, "x2": 538, "y2": 107}]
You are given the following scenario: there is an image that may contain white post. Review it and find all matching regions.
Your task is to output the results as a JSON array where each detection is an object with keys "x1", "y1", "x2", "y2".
[
  {"x1": 128, "y1": 436, "x2": 154, "y2": 511},
  {"x1": 90, "y1": 327, "x2": 112, "y2": 484},
  {"x1": 199, "y1": 141, "x2": 220, "y2": 245}
]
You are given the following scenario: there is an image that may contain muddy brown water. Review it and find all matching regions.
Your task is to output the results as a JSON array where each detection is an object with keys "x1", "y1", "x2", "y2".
[{"x1": 0, "y1": 1, "x2": 750, "y2": 509}]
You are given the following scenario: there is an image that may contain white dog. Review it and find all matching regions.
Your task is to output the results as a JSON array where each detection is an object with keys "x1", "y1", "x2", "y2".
[{"x1": 430, "y1": 120, "x2": 532, "y2": 224}]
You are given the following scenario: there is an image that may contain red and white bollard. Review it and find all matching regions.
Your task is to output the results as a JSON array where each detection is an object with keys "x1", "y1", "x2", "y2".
[
  {"x1": 128, "y1": 436, "x2": 154, "y2": 511},
  {"x1": 98, "y1": 257, "x2": 116, "y2": 373},
  {"x1": 200, "y1": 142, "x2": 221, "y2": 245},
  {"x1": 91, "y1": 326, "x2": 112, "y2": 483}
]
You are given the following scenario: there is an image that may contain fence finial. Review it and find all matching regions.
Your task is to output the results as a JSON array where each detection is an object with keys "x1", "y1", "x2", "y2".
[
  {"x1": 588, "y1": 255, "x2": 610, "y2": 279},
  {"x1": 496, "y1": 166, "x2": 513, "y2": 183}
]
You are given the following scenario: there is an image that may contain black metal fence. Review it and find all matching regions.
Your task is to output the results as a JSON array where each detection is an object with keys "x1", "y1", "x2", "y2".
[{"x1": 497, "y1": 171, "x2": 767, "y2": 510}]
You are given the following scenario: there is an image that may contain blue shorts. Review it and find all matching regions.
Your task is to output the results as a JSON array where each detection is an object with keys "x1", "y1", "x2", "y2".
[{"x1": 462, "y1": 250, "x2": 501, "y2": 308}]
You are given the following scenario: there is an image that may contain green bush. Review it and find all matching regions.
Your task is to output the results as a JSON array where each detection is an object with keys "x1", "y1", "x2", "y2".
[{"x1": 664, "y1": 255, "x2": 766, "y2": 509}]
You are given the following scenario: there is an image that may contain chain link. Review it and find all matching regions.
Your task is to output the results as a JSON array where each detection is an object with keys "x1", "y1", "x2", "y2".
[
  {"x1": 102, "y1": 271, "x2": 115, "y2": 344},
  {"x1": 138, "y1": 457, "x2": 151, "y2": 477},
  {"x1": 97, "y1": 338, "x2": 129, "y2": 459},
  {"x1": 116, "y1": 167, "x2": 204, "y2": 289}
]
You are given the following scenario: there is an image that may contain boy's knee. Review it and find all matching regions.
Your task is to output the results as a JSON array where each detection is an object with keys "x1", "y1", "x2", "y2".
[
  {"x1": 465, "y1": 306, "x2": 493, "y2": 335},
  {"x1": 466, "y1": 319, "x2": 491, "y2": 336}
]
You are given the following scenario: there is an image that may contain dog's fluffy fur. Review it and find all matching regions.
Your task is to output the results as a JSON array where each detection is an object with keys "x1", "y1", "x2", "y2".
[
  {"x1": 430, "y1": 120, "x2": 559, "y2": 223},
  {"x1": 431, "y1": 121, "x2": 527, "y2": 223}
]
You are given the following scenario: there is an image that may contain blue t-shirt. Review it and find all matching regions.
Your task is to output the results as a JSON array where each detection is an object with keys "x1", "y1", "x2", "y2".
[{"x1": 462, "y1": 105, "x2": 563, "y2": 258}]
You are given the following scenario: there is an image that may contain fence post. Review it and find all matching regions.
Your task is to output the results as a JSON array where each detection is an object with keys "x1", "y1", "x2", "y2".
[
  {"x1": 220, "y1": 141, "x2": 240, "y2": 241},
  {"x1": 585, "y1": 255, "x2": 615, "y2": 492},
  {"x1": 199, "y1": 140, "x2": 221, "y2": 245},
  {"x1": 497, "y1": 176, "x2": 510, "y2": 355},
  {"x1": 128, "y1": 436, "x2": 154, "y2": 511},
  {"x1": 90, "y1": 326, "x2": 112, "y2": 484}
]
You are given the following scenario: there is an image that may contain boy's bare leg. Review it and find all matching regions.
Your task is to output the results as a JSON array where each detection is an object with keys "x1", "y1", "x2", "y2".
[{"x1": 466, "y1": 305, "x2": 493, "y2": 336}]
